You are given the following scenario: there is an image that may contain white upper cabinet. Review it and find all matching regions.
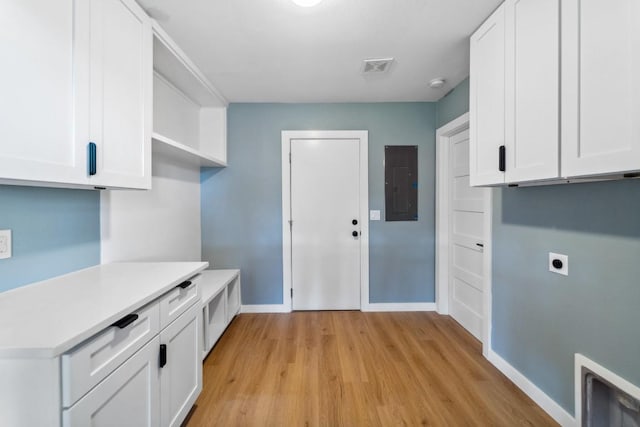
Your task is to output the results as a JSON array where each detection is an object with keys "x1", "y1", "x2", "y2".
[
  {"x1": 561, "y1": 0, "x2": 640, "y2": 178},
  {"x1": 87, "y1": 0, "x2": 152, "y2": 189},
  {"x1": 504, "y1": 0, "x2": 560, "y2": 183},
  {"x1": 472, "y1": 0, "x2": 640, "y2": 186},
  {"x1": 470, "y1": 0, "x2": 560, "y2": 186},
  {"x1": 470, "y1": 4, "x2": 506, "y2": 186},
  {"x1": 0, "y1": 0, "x2": 86, "y2": 186},
  {"x1": 0, "y1": 0, "x2": 151, "y2": 190}
]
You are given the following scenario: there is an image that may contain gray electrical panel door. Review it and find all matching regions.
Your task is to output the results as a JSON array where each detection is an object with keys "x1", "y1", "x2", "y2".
[{"x1": 385, "y1": 145, "x2": 418, "y2": 221}]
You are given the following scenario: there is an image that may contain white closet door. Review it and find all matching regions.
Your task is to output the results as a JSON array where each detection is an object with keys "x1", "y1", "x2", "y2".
[
  {"x1": 505, "y1": 0, "x2": 560, "y2": 183},
  {"x1": 89, "y1": 0, "x2": 152, "y2": 189},
  {"x1": 63, "y1": 337, "x2": 160, "y2": 427},
  {"x1": 562, "y1": 0, "x2": 640, "y2": 177},
  {"x1": 0, "y1": 0, "x2": 87, "y2": 185},
  {"x1": 470, "y1": 4, "x2": 506, "y2": 187},
  {"x1": 449, "y1": 130, "x2": 485, "y2": 340}
]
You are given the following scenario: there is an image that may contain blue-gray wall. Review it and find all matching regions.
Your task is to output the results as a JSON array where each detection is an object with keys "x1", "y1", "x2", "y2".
[
  {"x1": 437, "y1": 77, "x2": 640, "y2": 415},
  {"x1": 436, "y1": 77, "x2": 469, "y2": 128},
  {"x1": 493, "y1": 182, "x2": 640, "y2": 413},
  {"x1": 201, "y1": 103, "x2": 436, "y2": 305},
  {"x1": 0, "y1": 186, "x2": 100, "y2": 292}
]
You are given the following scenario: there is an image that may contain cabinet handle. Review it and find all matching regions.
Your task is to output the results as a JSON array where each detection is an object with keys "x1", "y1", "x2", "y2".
[
  {"x1": 159, "y1": 344, "x2": 167, "y2": 368},
  {"x1": 476, "y1": 243, "x2": 484, "y2": 248},
  {"x1": 87, "y1": 142, "x2": 97, "y2": 176},
  {"x1": 176, "y1": 280, "x2": 192, "y2": 289},
  {"x1": 111, "y1": 313, "x2": 138, "y2": 329},
  {"x1": 498, "y1": 145, "x2": 506, "y2": 172}
]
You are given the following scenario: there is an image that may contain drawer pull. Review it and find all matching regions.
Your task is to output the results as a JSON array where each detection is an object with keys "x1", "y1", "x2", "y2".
[
  {"x1": 111, "y1": 313, "x2": 139, "y2": 329},
  {"x1": 159, "y1": 344, "x2": 167, "y2": 368},
  {"x1": 176, "y1": 280, "x2": 192, "y2": 289}
]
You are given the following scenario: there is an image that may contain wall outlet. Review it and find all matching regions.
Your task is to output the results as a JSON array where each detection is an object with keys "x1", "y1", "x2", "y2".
[
  {"x1": 370, "y1": 210, "x2": 381, "y2": 221},
  {"x1": 549, "y1": 252, "x2": 568, "y2": 276},
  {"x1": 0, "y1": 229, "x2": 11, "y2": 259}
]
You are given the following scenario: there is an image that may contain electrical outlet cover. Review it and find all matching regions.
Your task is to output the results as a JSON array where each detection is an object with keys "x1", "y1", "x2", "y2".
[
  {"x1": 549, "y1": 252, "x2": 568, "y2": 276},
  {"x1": 0, "y1": 229, "x2": 11, "y2": 259}
]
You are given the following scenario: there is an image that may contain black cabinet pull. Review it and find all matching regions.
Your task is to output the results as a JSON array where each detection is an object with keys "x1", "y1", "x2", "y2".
[
  {"x1": 352, "y1": 219, "x2": 358, "y2": 225},
  {"x1": 498, "y1": 145, "x2": 506, "y2": 172},
  {"x1": 176, "y1": 280, "x2": 192, "y2": 289},
  {"x1": 352, "y1": 231, "x2": 359, "y2": 237},
  {"x1": 88, "y1": 142, "x2": 97, "y2": 176},
  {"x1": 476, "y1": 243, "x2": 484, "y2": 248},
  {"x1": 159, "y1": 344, "x2": 167, "y2": 368},
  {"x1": 111, "y1": 313, "x2": 138, "y2": 329}
]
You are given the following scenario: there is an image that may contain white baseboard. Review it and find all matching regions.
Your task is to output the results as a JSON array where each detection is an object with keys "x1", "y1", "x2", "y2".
[
  {"x1": 362, "y1": 302, "x2": 437, "y2": 312},
  {"x1": 240, "y1": 304, "x2": 291, "y2": 313},
  {"x1": 241, "y1": 303, "x2": 436, "y2": 313},
  {"x1": 487, "y1": 350, "x2": 575, "y2": 427}
]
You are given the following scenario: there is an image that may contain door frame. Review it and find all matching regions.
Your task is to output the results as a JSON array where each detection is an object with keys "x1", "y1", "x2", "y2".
[
  {"x1": 281, "y1": 130, "x2": 369, "y2": 312},
  {"x1": 435, "y1": 113, "x2": 493, "y2": 357}
]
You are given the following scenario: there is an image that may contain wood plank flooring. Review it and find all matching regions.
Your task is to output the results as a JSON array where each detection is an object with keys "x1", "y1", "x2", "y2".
[{"x1": 187, "y1": 312, "x2": 557, "y2": 426}]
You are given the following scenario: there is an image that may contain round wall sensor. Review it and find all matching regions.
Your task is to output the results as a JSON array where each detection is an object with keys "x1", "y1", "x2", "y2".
[
  {"x1": 429, "y1": 78, "x2": 446, "y2": 89},
  {"x1": 292, "y1": 0, "x2": 323, "y2": 7}
]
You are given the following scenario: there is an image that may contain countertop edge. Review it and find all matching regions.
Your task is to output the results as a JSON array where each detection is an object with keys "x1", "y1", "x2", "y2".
[{"x1": 0, "y1": 262, "x2": 209, "y2": 359}]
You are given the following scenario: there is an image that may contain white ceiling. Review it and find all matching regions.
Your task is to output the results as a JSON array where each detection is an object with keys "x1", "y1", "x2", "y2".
[{"x1": 138, "y1": 0, "x2": 502, "y2": 103}]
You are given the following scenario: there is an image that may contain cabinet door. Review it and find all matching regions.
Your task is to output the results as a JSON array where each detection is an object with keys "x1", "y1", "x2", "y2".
[
  {"x1": 0, "y1": 0, "x2": 87, "y2": 185},
  {"x1": 470, "y1": 4, "x2": 506, "y2": 186},
  {"x1": 160, "y1": 303, "x2": 202, "y2": 427},
  {"x1": 504, "y1": 0, "x2": 560, "y2": 183},
  {"x1": 63, "y1": 337, "x2": 160, "y2": 427},
  {"x1": 89, "y1": 0, "x2": 152, "y2": 189},
  {"x1": 562, "y1": 0, "x2": 640, "y2": 177}
]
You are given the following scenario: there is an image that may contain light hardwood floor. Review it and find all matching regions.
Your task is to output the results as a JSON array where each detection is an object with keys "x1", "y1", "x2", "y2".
[{"x1": 187, "y1": 311, "x2": 557, "y2": 426}]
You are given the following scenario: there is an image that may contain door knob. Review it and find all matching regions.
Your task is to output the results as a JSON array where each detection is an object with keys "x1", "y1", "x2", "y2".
[
  {"x1": 352, "y1": 219, "x2": 358, "y2": 225},
  {"x1": 352, "y1": 231, "x2": 359, "y2": 237}
]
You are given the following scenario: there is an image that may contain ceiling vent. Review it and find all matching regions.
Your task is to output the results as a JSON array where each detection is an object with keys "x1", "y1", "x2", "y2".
[{"x1": 362, "y1": 58, "x2": 394, "y2": 74}]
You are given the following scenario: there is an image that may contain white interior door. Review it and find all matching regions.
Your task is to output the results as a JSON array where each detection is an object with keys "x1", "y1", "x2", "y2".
[
  {"x1": 449, "y1": 130, "x2": 485, "y2": 340},
  {"x1": 290, "y1": 139, "x2": 361, "y2": 310}
]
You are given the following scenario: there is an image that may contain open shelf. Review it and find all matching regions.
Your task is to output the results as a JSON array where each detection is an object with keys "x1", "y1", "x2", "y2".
[
  {"x1": 200, "y1": 269, "x2": 240, "y2": 360},
  {"x1": 151, "y1": 21, "x2": 228, "y2": 167},
  {"x1": 152, "y1": 133, "x2": 226, "y2": 167}
]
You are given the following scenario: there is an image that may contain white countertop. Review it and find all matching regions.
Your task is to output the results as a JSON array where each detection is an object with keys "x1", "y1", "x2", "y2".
[{"x1": 0, "y1": 262, "x2": 208, "y2": 358}]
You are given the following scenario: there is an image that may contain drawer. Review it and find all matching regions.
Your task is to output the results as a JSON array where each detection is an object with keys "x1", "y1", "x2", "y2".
[
  {"x1": 61, "y1": 301, "x2": 160, "y2": 407},
  {"x1": 159, "y1": 274, "x2": 200, "y2": 329}
]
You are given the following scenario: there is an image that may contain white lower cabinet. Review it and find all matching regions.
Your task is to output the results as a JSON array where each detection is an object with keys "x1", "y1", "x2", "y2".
[
  {"x1": 0, "y1": 263, "x2": 209, "y2": 427},
  {"x1": 60, "y1": 276, "x2": 202, "y2": 427},
  {"x1": 160, "y1": 303, "x2": 202, "y2": 427},
  {"x1": 63, "y1": 336, "x2": 160, "y2": 427}
]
